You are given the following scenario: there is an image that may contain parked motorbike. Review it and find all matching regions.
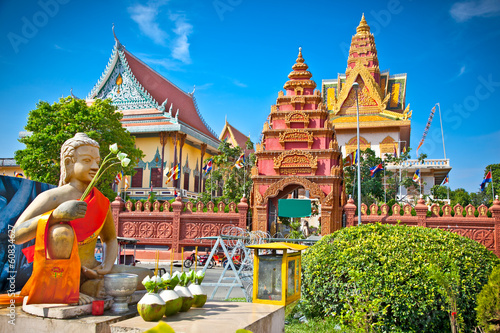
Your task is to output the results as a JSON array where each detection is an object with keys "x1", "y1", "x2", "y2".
[{"x1": 183, "y1": 252, "x2": 215, "y2": 269}]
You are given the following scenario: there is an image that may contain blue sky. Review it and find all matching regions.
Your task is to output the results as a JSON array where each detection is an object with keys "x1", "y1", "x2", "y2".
[{"x1": 0, "y1": 0, "x2": 499, "y2": 193}]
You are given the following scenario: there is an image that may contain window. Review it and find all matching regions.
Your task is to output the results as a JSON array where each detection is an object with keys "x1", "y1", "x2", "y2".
[
  {"x1": 194, "y1": 174, "x2": 200, "y2": 193},
  {"x1": 183, "y1": 172, "x2": 189, "y2": 191},
  {"x1": 131, "y1": 168, "x2": 143, "y2": 188},
  {"x1": 151, "y1": 168, "x2": 162, "y2": 188}
]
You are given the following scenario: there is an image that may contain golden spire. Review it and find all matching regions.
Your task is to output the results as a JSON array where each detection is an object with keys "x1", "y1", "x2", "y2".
[
  {"x1": 356, "y1": 13, "x2": 370, "y2": 35},
  {"x1": 284, "y1": 47, "x2": 316, "y2": 90}
]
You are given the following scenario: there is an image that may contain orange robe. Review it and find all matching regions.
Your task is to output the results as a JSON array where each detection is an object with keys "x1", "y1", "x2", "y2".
[{"x1": 18, "y1": 188, "x2": 109, "y2": 304}]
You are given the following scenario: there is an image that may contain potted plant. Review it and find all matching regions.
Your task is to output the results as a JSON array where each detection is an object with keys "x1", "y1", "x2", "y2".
[
  {"x1": 159, "y1": 273, "x2": 183, "y2": 316},
  {"x1": 173, "y1": 271, "x2": 194, "y2": 312},
  {"x1": 188, "y1": 270, "x2": 207, "y2": 308},
  {"x1": 137, "y1": 275, "x2": 167, "y2": 321}
]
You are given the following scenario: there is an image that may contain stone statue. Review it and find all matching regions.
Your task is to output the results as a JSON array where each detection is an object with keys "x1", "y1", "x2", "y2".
[{"x1": 12, "y1": 133, "x2": 150, "y2": 304}]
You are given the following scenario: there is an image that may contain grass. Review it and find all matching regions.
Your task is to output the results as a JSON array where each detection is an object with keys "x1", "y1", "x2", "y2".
[{"x1": 285, "y1": 317, "x2": 342, "y2": 333}]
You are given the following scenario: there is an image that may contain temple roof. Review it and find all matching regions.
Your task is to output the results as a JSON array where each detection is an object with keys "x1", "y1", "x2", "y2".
[
  {"x1": 87, "y1": 38, "x2": 219, "y2": 146},
  {"x1": 219, "y1": 120, "x2": 255, "y2": 155}
]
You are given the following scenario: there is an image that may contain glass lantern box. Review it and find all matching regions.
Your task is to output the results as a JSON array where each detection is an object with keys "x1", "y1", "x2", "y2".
[{"x1": 246, "y1": 242, "x2": 308, "y2": 306}]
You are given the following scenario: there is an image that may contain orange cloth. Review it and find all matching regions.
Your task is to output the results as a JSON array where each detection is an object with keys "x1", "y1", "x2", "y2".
[{"x1": 19, "y1": 210, "x2": 81, "y2": 304}]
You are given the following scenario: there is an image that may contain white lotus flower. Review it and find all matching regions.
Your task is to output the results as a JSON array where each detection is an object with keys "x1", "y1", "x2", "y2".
[
  {"x1": 196, "y1": 271, "x2": 205, "y2": 279},
  {"x1": 109, "y1": 143, "x2": 118, "y2": 154},
  {"x1": 152, "y1": 275, "x2": 162, "y2": 284},
  {"x1": 117, "y1": 152, "x2": 128, "y2": 160},
  {"x1": 161, "y1": 272, "x2": 171, "y2": 281},
  {"x1": 142, "y1": 275, "x2": 151, "y2": 285},
  {"x1": 121, "y1": 157, "x2": 131, "y2": 167}
]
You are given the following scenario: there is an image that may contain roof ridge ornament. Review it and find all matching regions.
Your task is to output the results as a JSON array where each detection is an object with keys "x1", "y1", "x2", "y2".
[
  {"x1": 112, "y1": 24, "x2": 123, "y2": 50},
  {"x1": 356, "y1": 13, "x2": 370, "y2": 35}
]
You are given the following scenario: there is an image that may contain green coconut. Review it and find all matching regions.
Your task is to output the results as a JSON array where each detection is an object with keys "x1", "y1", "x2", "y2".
[
  {"x1": 164, "y1": 296, "x2": 183, "y2": 316},
  {"x1": 189, "y1": 284, "x2": 207, "y2": 308},
  {"x1": 137, "y1": 295, "x2": 167, "y2": 322},
  {"x1": 174, "y1": 286, "x2": 194, "y2": 312}
]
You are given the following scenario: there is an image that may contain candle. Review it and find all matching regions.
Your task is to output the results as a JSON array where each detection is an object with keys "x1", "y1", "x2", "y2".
[
  {"x1": 181, "y1": 247, "x2": 184, "y2": 272},
  {"x1": 194, "y1": 246, "x2": 198, "y2": 271},
  {"x1": 170, "y1": 248, "x2": 174, "y2": 275}
]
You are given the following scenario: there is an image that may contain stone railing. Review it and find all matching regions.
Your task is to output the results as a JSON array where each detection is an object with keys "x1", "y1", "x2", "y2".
[
  {"x1": 344, "y1": 197, "x2": 500, "y2": 256},
  {"x1": 111, "y1": 196, "x2": 248, "y2": 252},
  {"x1": 398, "y1": 159, "x2": 450, "y2": 168}
]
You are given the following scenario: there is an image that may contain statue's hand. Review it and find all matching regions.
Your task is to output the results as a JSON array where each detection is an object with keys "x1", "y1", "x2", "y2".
[
  {"x1": 94, "y1": 263, "x2": 112, "y2": 276},
  {"x1": 82, "y1": 265, "x2": 102, "y2": 280},
  {"x1": 52, "y1": 200, "x2": 87, "y2": 223}
]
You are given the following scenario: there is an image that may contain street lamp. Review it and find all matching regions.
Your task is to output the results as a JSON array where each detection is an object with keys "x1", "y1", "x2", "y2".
[{"x1": 352, "y1": 82, "x2": 361, "y2": 226}]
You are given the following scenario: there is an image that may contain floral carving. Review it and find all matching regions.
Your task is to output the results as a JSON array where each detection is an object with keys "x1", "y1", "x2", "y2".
[
  {"x1": 122, "y1": 222, "x2": 136, "y2": 237},
  {"x1": 157, "y1": 223, "x2": 172, "y2": 238},
  {"x1": 185, "y1": 224, "x2": 199, "y2": 239},
  {"x1": 139, "y1": 222, "x2": 154, "y2": 238},
  {"x1": 285, "y1": 111, "x2": 309, "y2": 127},
  {"x1": 279, "y1": 129, "x2": 314, "y2": 149},
  {"x1": 201, "y1": 224, "x2": 219, "y2": 237}
]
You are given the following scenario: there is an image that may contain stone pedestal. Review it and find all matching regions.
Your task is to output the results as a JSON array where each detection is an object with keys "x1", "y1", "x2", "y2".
[{"x1": 110, "y1": 301, "x2": 284, "y2": 333}]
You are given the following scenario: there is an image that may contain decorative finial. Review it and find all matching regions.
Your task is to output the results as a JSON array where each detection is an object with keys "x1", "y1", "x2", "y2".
[
  {"x1": 296, "y1": 47, "x2": 304, "y2": 63},
  {"x1": 112, "y1": 23, "x2": 123, "y2": 49},
  {"x1": 496, "y1": 195, "x2": 499, "y2": 200},
  {"x1": 190, "y1": 85, "x2": 195, "y2": 95},
  {"x1": 356, "y1": 13, "x2": 370, "y2": 35}
]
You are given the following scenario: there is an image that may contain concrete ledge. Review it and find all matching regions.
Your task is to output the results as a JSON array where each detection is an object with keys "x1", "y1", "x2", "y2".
[
  {"x1": 110, "y1": 301, "x2": 284, "y2": 333},
  {"x1": 0, "y1": 304, "x2": 138, "y2": 333}
]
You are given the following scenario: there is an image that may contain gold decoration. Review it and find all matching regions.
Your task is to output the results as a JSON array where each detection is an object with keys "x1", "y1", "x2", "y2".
[
  {"x1": 403, "y1": 103, "x2": 412, "y2": 120},
  {"x1": 263, "y1": 176, "x2": 325, "y2": 203},
  {"x1": 379, "y1": 136, "x2": 396, "y2": 154},
  {"x1": 278, "y1": 129, "x2": 314, "y2": 148},
  {"x1": 389, "y1": 83, "x2": 400, "y2": 108},
  {"x1": 273, "y1": 150, "x2": 317, "y2": 175},
  {"x1": 116, "y1": 73, "x2": 123, "y2": 94},
  {"x1": 345, "y1": 136, "x2": 371, "y2": 154},
  {"x1": 285, "y1": 111, "x2": 309, "y2": 127}
]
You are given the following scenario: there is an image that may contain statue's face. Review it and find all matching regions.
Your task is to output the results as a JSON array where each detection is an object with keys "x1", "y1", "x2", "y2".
[{"x1": 71, "y1": 145, "x2": 100, "y2": 184}]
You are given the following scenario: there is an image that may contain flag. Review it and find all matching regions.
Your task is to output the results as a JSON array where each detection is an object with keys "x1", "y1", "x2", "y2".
[
  {"x1": 403, "y1": 146, "x2": 407, "y2": 154},
  {"x1": 234, "y1": 153, "x2": 245, "y2": 169},
  {"x1": 165, "y1": 166, "x2": 173, "y2": 183},
  {"x1": 480, "y1": 171, "x2": 493, "y2": 191},
  {"x1": 442, "y1": 174, "x2": 449, "y2": 185},
  {"x1": 354, "y1": 150, "x2": 358, "y2": 165},
  {"x1": 173, "y1": 163, "x2": 180, "y2": 180},
  {"x1": 413, "y1": 169, "x2": 421, "y2": 183},
  {"x1": 165, "y1": 164, "x2": 180, "y2": 183},
  {"x1": 203, "y1": 159, "x2": 213, "y2": 175},
  {"x1": 114, "y1": 171, "x2": 123, "y2": 185},
  {"x1": 344, "y1": 152, "x2": 354, "y2": 167},
  {"x1": 369, "y1": 163, "x2": 384, "y2": 177},
  {"x1": 416, "y1": 105, "x2": 437, "y2": 156},
  {"x1": 174, "y1": 189, "x2": 178, "y2": 198},
  {"x1": 14, "y1": 171, "x2": 24, "y2": 178},
  {"x1": 124, "y1": 176, "x2": 129, "y2": 191},
  {"x1": 393, "y1": 144, "x2": 398, "y2": 158}
]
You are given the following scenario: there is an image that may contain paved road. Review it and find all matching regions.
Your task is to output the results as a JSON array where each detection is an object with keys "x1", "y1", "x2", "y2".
[{"x1": 136, "y1": 263, "x2": 250, "y2": 301}]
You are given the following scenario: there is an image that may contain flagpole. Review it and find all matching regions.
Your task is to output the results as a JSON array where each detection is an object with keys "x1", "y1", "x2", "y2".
[
  {"x1": 491, "y1": 168, "x2": 495, "y2": 202},
  {"x1": 437, "y1": 103, "x2": 447, "y2": 160},
  {"x1": 383, "y1": 162, "x2": 386, "y2": 203}
]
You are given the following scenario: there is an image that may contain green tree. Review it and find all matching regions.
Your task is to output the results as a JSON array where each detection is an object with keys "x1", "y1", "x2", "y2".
[
  {"x1": 15, "y1": 97, "x2": 143, "y2": 200},
  {"x1": 431, "y1": 185, "x2": 449, "y2": 200},
  {"x1": 201, "y1": 139, "x2": 254, "y2": 204},
  {"x1": 450, "y1": 188, "x2": 471, "y2": 208}
]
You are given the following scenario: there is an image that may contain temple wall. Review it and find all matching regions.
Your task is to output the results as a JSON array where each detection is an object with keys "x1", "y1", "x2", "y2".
[{"x1": 338, "y1": 130, "x2": 400, "y2": 158}]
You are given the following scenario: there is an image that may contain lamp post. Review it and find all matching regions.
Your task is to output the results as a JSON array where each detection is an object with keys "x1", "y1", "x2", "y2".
[{"x1": 353, "y1": 82, "x2": 361, "y2": 226}]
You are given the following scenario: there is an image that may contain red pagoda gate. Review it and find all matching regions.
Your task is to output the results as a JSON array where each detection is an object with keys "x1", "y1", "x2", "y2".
[{"x1": 250, "y1": 49, "x2": 345, "y2": 235}]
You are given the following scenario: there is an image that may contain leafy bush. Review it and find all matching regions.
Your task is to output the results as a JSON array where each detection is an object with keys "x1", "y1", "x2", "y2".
[
  {"x1": 301, "y1": 223, "x2": 500, "y2": 332},
  {"x1": 477, "y1": 264, "x2": 500, "y2": 332}
]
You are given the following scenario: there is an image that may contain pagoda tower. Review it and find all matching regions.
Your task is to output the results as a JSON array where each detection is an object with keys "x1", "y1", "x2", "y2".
[{"x1": 251, "y1": 48, "x2": 344, "y2": 235}]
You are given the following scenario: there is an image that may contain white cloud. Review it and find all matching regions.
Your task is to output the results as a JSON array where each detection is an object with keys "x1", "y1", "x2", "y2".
[
  {"x1": 450, "y1": 0, "x2": 500, "y2": 22},
  {"x1": 169, "y1": 13, "x2": 193, "y2": 64},
  {"x1": 458, "y1": 65, "x2": 466, "y2": 76},
  {"x1": 128, "y1": 2, "x2": 169, "y2": 45},
  {"x1": 233, "y1": 79, "x2": 247, "y2": 88},
  {"x1": 135, "y1": 53, "x2": 181, "y2": 71}
]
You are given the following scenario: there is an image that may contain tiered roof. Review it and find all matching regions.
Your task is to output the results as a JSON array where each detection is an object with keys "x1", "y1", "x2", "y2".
[
  {"x1": 219, "y1": 120, "x2": 255, "y2": 155},
  {"x1": 87, "y1": 34, "x2": 219, "y2": 148}
]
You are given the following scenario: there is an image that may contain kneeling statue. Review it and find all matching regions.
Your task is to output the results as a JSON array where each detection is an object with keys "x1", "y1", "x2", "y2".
[{"x1": 12, "y1": 133, "x2": 151, "y2": 305}]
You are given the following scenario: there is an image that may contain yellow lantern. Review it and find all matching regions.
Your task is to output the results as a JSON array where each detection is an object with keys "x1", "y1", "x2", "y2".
[{"x1": 246, "y1": 242, "x2": 308, "y2": 306}]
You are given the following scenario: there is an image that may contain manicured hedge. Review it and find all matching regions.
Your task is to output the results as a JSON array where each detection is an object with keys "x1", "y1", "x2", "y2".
[
  {"x1": 476, "y1": 264, "x2": 500, "y2": 332},
  {"x1": 301, "y1": 223, "x2": 500, "y2": 332}
]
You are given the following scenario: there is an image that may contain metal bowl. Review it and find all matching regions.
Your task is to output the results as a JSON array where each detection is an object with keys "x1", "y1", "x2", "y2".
[{"x1": 104, "y1": 273, "x2": 138, "y2": 313}]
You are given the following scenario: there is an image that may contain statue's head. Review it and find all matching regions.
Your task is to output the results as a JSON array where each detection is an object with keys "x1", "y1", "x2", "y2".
[{"x1": 59, "y1": 133, "x2": 100, "y2": 186}]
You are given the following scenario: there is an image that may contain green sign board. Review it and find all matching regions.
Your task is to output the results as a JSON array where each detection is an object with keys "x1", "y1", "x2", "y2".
[{"x1": 278, "y1": 199, "x2": 311, "y2": 218}]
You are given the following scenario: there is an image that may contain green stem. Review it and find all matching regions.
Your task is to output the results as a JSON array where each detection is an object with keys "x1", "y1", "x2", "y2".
[{"x1": 79, "y1": 159, "x2": 120, "y2": 201}]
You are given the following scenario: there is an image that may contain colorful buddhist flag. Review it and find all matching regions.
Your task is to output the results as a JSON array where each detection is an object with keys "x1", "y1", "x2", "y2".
[
  {"x1": 416, "y1": 105, "x2": 437, "y2": 157},
  {"x1": 344, "y1": 152, "x2": 354, "y2": 167},
  {"x1": 413, "y1": 169, "x2": 421, "y2": 183},
  {"x1": 124, "y1": 176, "x2": 129, "y2": 191},
  {"x1": 369, "y1": 163, "x2": 384, "y2": 177},
  {"x1": 442, "y1": 174, "x2": 449, "y2": 185},
  {"x1": 403, "y1": 146, "x2": 407, "y2": 154},
  {"x1": 234, "y1": 153, "x2": 245, "y2": 169},
  {"x1": 114, "y1": 171, "x2": 123, "y2": 185},
  {"x1": 165, "y1": 167, "x2": 174, "y2": 183},
  {"x1": 174, "y1": 189, "x2": 178, "y2": 198},
  {"x1": 14, "y1": 171, "x2": 24, "y2": 178},
  {"x1": 354, "y1": 150, "x2": 358, "y2": 165},
  {"x1": 173, "y1": 163, "x2": 180, "y2": 180},
  {"x1": 203, "y1": 159, "x2": 213, "y2": 175},
  {"x1": 393, "y1": 144, "x2": 398, "y2": 158}
]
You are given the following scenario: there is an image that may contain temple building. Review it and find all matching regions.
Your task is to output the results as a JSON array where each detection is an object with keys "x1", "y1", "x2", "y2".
[
  {"x1": 219, "y1": 119, "x2": 255, "y2": 156},
  {"x1": 251, "y1": 48, "x2": 344, "y2": 235},
  {"x1": 86, "y1": 32, "x2": 220, "y2": 200},
  {"x1": 322, "y1": 15, "x2": 451, "y2": 199}
]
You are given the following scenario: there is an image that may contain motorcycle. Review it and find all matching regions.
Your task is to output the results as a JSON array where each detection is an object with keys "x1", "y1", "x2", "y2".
[{"x1": 183, "y1": 252, "x2": 215, "y2": 269}]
